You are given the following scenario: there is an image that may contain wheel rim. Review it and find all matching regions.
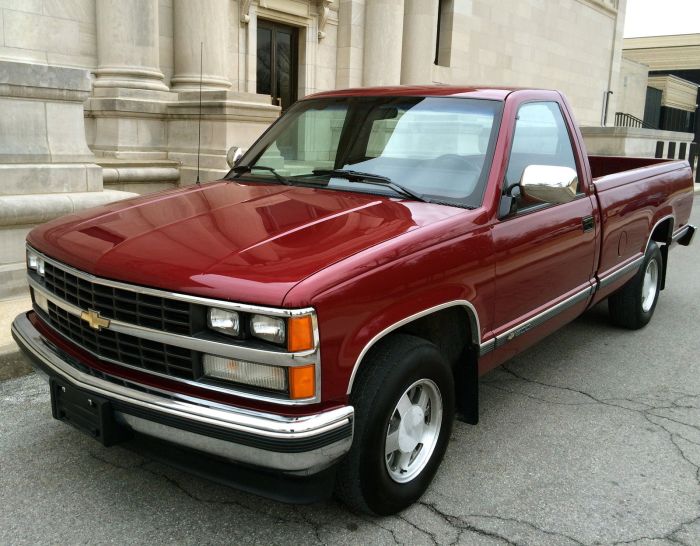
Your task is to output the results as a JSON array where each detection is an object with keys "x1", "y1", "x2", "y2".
[
  {"x1": 641, "y1": 258, "x2": 659, "y2": 312},
  {"x1": 384, "y1": 379, "x2": 443, "y2": 484}
]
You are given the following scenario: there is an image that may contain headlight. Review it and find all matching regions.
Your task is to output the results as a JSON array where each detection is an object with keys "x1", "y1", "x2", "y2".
[
  {"x1": 250, "y1": 314, "x2": 285, "y2": 345},
  {"x1": 203, "y1": 355, "x2": 287, "y2": 391},
  {"x1": 208, "y1": 308, "x2": 240, "y2": 337},
  {"x1": 27, "y1": 249, "x2": 45, "y2": 277}
]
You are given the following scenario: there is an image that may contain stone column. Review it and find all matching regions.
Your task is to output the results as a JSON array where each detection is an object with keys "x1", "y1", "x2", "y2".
[
  {"x1": 401, "y1": 0, "x2": 439, "y2": 84},
  {"x1": 363, "y1": 0, "x2": 404, "y2": 86},
  {"x1": 94, "y1": 0, "x2": 168, "y2": 91},
  {"x1": 171, "y1": 0, "x2": 232, "y2": 91}
]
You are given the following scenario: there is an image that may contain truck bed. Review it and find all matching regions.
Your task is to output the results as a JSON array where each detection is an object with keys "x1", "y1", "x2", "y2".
[
  {"x1": 588, "y1": 155, "x2": 678, "y2": 179},
  {"x1": 590, "y1": 155, "x2": 694, "y2": 303}
]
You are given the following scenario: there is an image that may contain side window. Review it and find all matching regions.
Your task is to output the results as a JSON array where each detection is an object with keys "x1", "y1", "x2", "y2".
[{"x1": 505, "y1": 102, "x2": 578, "y2": 210}]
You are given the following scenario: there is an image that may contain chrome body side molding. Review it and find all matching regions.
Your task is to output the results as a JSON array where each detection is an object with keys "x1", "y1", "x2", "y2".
[
  {"x1": 597, "y1": 256, "x2": 644, "y2": 289},
  {"x1": 489, "y1": 285, "x2": 593, "y2": 352}
]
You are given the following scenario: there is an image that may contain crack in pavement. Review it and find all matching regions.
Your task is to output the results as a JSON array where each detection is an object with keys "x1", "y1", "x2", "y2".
[
  {"x1": 396, "y1": 513, "x2": 440, "y2": 545},
  {"x1": 418, "y1": 501, "x2": 522, "y2": 545},
  {"x1": 87, "y1": 449, "x2": 149, "y2": 470},
  {"x1": 486, "y1": 364, "x2": 700, "y2": 545}
]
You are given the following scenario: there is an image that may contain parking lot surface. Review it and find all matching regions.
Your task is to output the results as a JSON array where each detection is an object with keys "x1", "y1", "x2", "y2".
[{"x1": 1, "y1": 197, "x2": 699, "y2": 545}]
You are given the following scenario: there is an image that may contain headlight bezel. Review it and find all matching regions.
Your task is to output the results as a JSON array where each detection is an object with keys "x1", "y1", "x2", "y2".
[
  {"x1": 26, "y1": 248, "x2": 45, "y2": 277},
  {"x1": 205, "y1": 307, "x2": 317, "y2": 353}
]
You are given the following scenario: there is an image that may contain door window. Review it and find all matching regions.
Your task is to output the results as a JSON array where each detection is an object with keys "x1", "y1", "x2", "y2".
[
  {"x1": 505, "y1": 102, "x2": 578, "y2": 210},
  {"x1": 257, "y1": 21, "x2": 298, "y2": 110}
]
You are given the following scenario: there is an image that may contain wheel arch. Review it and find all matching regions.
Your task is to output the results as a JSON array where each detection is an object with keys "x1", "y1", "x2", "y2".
[
  {"x1": 648, "y1": 215, "x2": 674, "y2": 290},
  {"x1": 346, "y1": 300, "x2": 482, "y2": 424}
]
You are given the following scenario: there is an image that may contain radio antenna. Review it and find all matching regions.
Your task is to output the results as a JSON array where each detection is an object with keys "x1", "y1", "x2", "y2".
[{"x1": 196, "y1": 41, "x2": 203, "y2": 185}]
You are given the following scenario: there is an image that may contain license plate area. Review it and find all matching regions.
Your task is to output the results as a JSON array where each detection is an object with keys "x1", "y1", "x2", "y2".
[{"x1": 50, "y1": 378, "x2": 131, "y2": 446}]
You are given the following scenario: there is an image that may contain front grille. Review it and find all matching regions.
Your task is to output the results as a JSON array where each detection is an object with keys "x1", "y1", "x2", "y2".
[
  {"x1": 47, "y1": 302, "x2": 198, "y2": 380},
  {"x1": 43, "y1": 262, "x2": 192, "y2": 335}
]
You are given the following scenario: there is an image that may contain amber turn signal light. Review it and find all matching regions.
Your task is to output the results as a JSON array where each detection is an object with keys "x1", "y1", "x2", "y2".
[
  {"x1": 287, "y1": 315, "x2": 314, "y2": 352},
  {"x1": 289, "y1": 364, "x2": 315, "y2": 399}
]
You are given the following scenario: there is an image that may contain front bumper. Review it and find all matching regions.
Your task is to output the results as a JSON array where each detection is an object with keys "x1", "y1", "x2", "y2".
[{"x1": 12, "y1": 312, "x2": 353, "y2": 475}]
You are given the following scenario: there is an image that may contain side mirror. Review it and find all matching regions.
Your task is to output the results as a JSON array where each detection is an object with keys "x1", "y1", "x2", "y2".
[
  {"x1": 520, "y1": 165, "x2": 578, "y2": 204},
  {"x1": 226, "y1": 146, "x2": 244, "y2": 168}
]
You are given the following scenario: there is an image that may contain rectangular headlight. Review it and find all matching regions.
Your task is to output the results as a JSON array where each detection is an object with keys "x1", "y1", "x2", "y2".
[
  {"x1": 250, "y1": 314, "x2": 286, "y2": 345},
  {"x1": 208, "y1": 308, "x2": 240, "y2": 337},
  {"x1": 203, "y1": 354, "x2": 287, "y2": 391},
  {"x1": 26, "y1": 249, "x2": 45, "y2": 277}
]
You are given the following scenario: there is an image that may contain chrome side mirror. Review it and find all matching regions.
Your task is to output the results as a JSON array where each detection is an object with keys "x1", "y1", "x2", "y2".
[
  {"x1": 520, "y1": 165, "x2": 578, "y2": 204},
  {"x1": 226, "y1": 146, "x2": 244, "y2": 168}
]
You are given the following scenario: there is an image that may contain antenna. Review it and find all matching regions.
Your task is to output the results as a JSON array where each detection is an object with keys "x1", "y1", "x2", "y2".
[{"x1": 196, "y1": 42, "x2": 203, "y2": 184}]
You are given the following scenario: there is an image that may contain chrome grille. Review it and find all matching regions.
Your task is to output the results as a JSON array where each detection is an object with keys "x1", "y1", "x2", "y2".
[
  {"x1": 47, "y1": 302, "x2": 198, "y2": 380},
  {"x1": 43, "y1": 261, "x2": 192, "y2": 335}
]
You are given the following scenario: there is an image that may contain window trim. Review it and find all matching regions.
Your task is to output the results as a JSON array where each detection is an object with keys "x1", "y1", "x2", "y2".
[{"x1": 499, "y1": 99, "x2": 586, "y2": 218}]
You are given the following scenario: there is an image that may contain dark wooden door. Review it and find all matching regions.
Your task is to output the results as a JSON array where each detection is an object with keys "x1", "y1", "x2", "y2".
[{"x1": 257, "y1": 21, "x2": 298, "y2": 110}]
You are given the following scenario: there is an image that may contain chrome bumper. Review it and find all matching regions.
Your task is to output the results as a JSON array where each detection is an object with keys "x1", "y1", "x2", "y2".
[{"x1": 11, "y1": 312, "x2": 353, "y2": 475}]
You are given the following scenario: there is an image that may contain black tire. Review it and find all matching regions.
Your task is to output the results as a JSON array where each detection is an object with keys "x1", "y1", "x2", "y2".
[
  {"x1": 608, "y1": 241, "x2": 662, "y2": 329},
  {"x1": 335, "y1": 333, "x2": 455, "y2": 516}
]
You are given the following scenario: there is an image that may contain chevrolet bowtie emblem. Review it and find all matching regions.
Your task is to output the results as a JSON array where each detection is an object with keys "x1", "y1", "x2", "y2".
[{"x1": 80, "y1": 309, "x2": 110, "y2": 331}]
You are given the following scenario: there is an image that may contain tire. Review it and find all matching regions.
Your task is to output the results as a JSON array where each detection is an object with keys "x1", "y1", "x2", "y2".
[
  {"x1": 608, "y1": 241, "x2": 662, "y2": 329},
  {"x1": 335, "y1": 333, "x2": 455, "y2": 515}
]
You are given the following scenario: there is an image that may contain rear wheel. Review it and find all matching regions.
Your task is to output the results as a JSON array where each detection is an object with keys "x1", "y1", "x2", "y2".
[
  {"x1": 335, "y1": 334, "x2": 455, "y2": 515},
  {"x1": 608, "y1": 241, "x2": 662, "y2": 329}
]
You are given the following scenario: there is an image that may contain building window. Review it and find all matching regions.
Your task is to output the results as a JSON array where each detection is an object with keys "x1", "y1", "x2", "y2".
[
  {"x1": 434, "y1": 0, "x2": 452, "y2": 67},
  {"x1": 257, "y1": 20, "x2": 298, "y2": 110}
]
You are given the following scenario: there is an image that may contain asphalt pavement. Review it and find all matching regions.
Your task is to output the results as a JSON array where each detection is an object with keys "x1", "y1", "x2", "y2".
[{"x1": 1, "y1": 196, "x2": 699, "y2": 545}]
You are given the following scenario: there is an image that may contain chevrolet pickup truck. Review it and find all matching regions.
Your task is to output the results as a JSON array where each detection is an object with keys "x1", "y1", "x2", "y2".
[{"x1": 12, "y1": 86, "x2": 696, "y2": 515}]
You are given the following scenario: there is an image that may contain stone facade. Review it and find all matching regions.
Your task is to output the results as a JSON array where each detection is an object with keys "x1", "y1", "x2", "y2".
[
  {"x1": 616, "y1": 57, "x2": 649, "y2": 121},
  {"x1": 0, "y1": 0, "x2": 629, "y2": 299}
]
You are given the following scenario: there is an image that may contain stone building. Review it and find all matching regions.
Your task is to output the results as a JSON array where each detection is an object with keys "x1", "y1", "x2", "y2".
[
  {"x1": 0, "y1": 0, "x2": 629, "y2": 298},
  {"x1": 622, "y1": 33, "x2": 700, "y2": 142}
]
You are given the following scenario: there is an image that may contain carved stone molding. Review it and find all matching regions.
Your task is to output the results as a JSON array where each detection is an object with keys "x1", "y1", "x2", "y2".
[
  {"x1": 240, "y1": 0, "x2": 253, "y2": 23},
  {"x1": 317, "y1": 0, "x2": 331, "y2": 40}
]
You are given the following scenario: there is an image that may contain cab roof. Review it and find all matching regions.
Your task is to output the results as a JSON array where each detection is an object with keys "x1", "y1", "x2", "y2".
[{"x1": 305, "y1": 85, "x2": 551, "y2": 101}]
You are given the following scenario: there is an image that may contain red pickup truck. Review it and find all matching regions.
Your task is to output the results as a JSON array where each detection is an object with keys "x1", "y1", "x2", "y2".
[{"x1": 13, "y1": 86, "x2": 696, "y2": 515}]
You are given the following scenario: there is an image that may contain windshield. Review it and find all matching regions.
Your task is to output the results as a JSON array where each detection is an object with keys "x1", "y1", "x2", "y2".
[{"x1": 231, "y1": 96, "x2": 503, "y2": 208}]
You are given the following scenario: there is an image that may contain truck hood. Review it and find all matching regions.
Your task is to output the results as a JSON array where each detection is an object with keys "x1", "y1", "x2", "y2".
[{"x1": 28, "y1": 181, "x2": 463, "y2": 306}]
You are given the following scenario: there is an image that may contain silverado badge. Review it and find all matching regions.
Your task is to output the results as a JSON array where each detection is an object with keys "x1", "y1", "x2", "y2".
[{"x1": 80, "y1": 309, "x2": 110, "y2": 331}]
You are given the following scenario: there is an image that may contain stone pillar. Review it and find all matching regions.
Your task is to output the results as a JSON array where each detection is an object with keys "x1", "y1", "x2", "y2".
[
  {"x1": 336, "y1": 0, "x2": 365, "y2": 88},
  {"x1": 363, "y1": 0, "x2": 404, "y2": 86},
  {"x1": 0, "y1": 61, "x2": 135, "y2": 299},
  {"x1": 94, "y1": 0, "x2": 168, "y2": 91},
  {"x1": 401, "y1": 0, "x2": 439, "y2": 84},
  {"x1": 171, "y1": 0, "x2": 232, "y2": 91}
]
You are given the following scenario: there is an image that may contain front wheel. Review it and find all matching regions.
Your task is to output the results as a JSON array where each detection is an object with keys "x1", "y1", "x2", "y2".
[
  {"x1": 608, "y1": 241, "x2": 662, "y2": 329},
  {"x1": 335, "y1": 334, "x2": 455, "y2": 515}
]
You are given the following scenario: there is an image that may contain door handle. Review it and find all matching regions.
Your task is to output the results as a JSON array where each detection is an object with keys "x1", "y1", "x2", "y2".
[{"x1": 582, "y1": 215, "x2": 595, "y2": 233}]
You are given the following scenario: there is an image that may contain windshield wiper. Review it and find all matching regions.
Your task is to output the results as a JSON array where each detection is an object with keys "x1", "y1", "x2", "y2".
[
  {"x1": 310, "y1": 169, "x2": 428, "y2": 202},
  {"x1": 231, "y1": 165, "x2": 291, "y2": 185}
]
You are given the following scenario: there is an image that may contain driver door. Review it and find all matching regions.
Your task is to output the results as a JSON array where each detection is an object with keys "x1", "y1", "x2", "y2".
[{"x1": 491, "y1": 101, "x2": 596, "y2": 354}]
